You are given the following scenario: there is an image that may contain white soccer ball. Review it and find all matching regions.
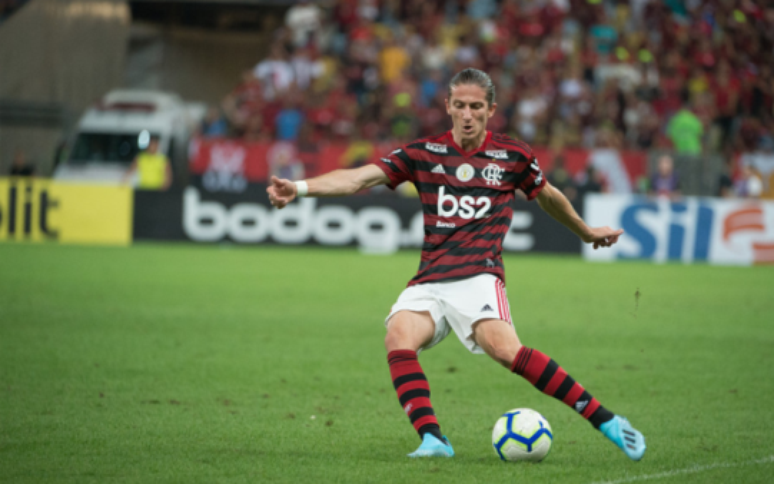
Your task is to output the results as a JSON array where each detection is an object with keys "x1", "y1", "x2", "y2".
[{"x1": 492, "y1": 408, "x2": 553, "y2": 462}]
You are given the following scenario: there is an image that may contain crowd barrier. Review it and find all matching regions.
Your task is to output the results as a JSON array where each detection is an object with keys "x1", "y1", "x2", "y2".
[
  {"x1": 133, "y1": 178, "x2": 582, "y2": 254},
  {"x1": 188, "y1": 137, "x2": 647, "y2": 192},
  {"x1": 583, "y1": 194, "x2": 774, "y2": 265},
  {"x1": 0, "y1": 177, "x2": 132, "y2": 245}
]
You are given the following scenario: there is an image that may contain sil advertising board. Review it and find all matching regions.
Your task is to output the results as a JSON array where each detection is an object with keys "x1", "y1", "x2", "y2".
[
  {"x1": 583, "y1": 194, "x2": 774, "y2": 265},
  {"x1": 0, "y1": 178, "x2": 132, "y2": 245}
]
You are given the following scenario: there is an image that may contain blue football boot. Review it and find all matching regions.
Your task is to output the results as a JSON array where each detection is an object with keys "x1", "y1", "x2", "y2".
[
  {"x1": 600, "y1": 415, "x2": 646, "y2": 461},
  {"x1": 407, "y1": 433, "x2": 455, "y2": 458}
]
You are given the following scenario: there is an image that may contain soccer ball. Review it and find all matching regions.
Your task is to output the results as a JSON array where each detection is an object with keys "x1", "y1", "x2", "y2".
[{"x1": 492, "y1": 408, "x2": 553, "y2": 462}]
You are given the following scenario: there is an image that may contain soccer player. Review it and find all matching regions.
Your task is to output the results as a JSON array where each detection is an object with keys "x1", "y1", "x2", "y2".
[{"x1": 267, "y1": 68, "x2": 646, "y2": 461}]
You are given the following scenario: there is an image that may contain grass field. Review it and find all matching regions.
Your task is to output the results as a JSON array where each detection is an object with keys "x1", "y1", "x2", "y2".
[{"x1": 1, "y1": 242, "x2": 773, "y2": 483}]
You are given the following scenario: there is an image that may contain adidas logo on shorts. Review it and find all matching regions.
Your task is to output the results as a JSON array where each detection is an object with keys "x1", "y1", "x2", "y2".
[{"x1": 481, "y1": 304, "x2": 494, "y2": 312}]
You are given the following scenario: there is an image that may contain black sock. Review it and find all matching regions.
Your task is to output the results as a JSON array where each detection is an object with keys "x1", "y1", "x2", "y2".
[
  {"x1": 589, "y1": 406, "x2": 615, "y2": 429},
  {"x1": 419, "y1": 423, "x2": 444, "y2": 442}
]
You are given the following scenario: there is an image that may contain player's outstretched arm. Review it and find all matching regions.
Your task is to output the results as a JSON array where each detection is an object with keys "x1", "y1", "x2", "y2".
[
  {"x1": 267, "y1": 164, "x2": 390, "y2": 209},
  {"x1": 535, "y1": 182, "x2": 623, "y2": 249}
]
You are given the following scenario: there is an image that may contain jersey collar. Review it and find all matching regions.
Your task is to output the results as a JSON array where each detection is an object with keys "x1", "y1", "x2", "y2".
[{"x1": 445, "y1": 130, "x2": 492, "y2": 158}]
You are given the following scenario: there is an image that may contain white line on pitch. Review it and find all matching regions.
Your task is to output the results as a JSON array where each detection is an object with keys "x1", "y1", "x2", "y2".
[{"x1": 590, "y1": 455, "x2": 774, "y2": 484}]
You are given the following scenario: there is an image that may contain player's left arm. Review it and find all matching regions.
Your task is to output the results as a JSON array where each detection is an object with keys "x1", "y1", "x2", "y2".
[{"x1": 536, "y1": 182, "x2": 623, "y2": 249}]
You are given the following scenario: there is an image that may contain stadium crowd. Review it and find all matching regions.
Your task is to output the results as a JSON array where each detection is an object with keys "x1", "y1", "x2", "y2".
[{"x1": 198, "y1": 0, "x2": 774, "y2": 197}]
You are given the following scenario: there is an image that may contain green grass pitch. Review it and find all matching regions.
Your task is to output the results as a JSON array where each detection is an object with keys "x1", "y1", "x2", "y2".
[{"x1": 1, "y1": 242, "x2": 773, "y2": 483}]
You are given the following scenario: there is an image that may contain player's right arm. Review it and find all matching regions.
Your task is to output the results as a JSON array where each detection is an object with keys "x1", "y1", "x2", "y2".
[{"x1": 267, "y1": 164, "x2": 390, "y2": 209}]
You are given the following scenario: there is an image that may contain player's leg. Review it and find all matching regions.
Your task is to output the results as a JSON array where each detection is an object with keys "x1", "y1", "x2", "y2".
[
  {"x1": 384, "y1": 309, "x2": 435, "y2": 353},
  {"x1": 385, "y1": 310, "x2": 454, "y2": 457},
  {"x1": 472, "y1": 319, "x2": 646, "y2": 461}
]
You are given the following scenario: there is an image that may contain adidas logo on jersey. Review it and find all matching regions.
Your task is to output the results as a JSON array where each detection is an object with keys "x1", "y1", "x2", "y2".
[
  {"x1": 485, "y1": 150, "x2": 508, "y2": 159},
  {"x1": 381, "y1": 158, "x2": 392, "y2": 164},
  {"x1": 575, "y1": 400, "x2": 589, "y2": 413},
  {"x1": 425, "y1": 142, "x2": 447, "y2": 154},
  {"x1": 431, "y1": 164, "x2": 445, "y2": 174},
  {"x1": 481, "y1": 304, "x2": 494, "y2": 312}
]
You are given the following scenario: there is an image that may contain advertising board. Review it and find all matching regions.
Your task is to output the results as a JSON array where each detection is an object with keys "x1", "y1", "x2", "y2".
[
  {"x1": 583, "y1": 194, "x2": 774, "y2": 265},
  {"x1": 134, "y1": 181, "x2": 582, "y2": 254},
  {"x1": 0, "y1": 178, "x2": 132, "y2": 245}
]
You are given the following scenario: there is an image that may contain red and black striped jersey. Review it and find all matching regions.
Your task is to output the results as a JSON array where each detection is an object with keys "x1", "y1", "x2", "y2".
[{"x1": 374, "y1": 130, "x2": 546, "y2": 287}]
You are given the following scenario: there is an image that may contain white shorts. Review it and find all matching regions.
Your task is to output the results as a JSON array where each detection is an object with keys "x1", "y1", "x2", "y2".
[{"x1": 384, "y1": 273, "x2": 513, "y2": 354}]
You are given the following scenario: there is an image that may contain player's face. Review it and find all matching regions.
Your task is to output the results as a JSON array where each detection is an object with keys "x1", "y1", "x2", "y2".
[{"x1": 445, "y1": 84, "x2": 497, "y2": 146}]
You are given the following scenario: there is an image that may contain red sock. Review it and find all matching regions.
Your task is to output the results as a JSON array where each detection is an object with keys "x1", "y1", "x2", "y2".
[
  {"x1": 512, "y1": 347, "x2": 613, "y2": 429},
  {"x1": 387, "y1": 350, "x2": 442, "y2": 440}
]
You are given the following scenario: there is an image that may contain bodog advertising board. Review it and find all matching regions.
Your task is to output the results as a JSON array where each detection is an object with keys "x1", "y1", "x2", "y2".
[
  {"x1": 133, "y1": 179, "x2": 582, "y2": 254},
  {"x1": 0, "y1": 178, "x2": 132, "y2": 246}
]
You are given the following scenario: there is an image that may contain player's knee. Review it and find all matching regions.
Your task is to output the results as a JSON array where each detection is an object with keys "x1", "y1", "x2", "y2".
[
  {"x1": 384, "y1": 319, "x2": 411, "y2": 351},
  {"x1": 385, "y1": 312, "x2": 429, "y2": 352}
]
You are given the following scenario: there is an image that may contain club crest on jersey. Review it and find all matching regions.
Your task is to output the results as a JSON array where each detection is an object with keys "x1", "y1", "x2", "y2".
[
  {"x1": 456, "y1": 163, "x2": 475, "y2": 182},
  {"x1": 485, "y1": 150, "x2": 508, "y2": 160},
  {"x1": 425, "y1": 142, "x2": 447, "y2": 154},
  {"x1": 482, "y1": 163, "x2": 504, "y2": 186}
]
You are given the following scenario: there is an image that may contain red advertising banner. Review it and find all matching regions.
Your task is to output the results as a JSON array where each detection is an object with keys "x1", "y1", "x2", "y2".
[{"x1": 189, "y1": 137, "x2": 647, "y2": 190}]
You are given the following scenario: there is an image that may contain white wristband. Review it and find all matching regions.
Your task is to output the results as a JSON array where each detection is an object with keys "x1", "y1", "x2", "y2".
[{"x1": 294, "y1": 180, "x2": 309, "y2": 197}]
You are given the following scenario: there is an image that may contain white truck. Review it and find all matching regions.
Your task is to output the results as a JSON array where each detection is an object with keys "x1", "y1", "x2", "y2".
[{"x1": 54, "y1": 89, "x2": 205, "y2": 185}]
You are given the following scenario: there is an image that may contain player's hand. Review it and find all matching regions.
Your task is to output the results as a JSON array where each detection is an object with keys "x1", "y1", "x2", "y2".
[
  {"x1": 266, "y1": 176, "x2": 297, "y2": 209},
  {"x1": 583, "y1": 227, "x2": 624, "y2": 249}
]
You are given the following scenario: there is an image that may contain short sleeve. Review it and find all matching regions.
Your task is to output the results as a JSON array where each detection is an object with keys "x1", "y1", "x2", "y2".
[
  {"x1": 518, "y1": 151, "x2": 547, "y2": 201},
  {"x1": 373, "y1": 146, "x2": 414, "y2": 190}
]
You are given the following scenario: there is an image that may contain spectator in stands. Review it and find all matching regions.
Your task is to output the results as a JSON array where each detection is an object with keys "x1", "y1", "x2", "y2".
[
  {"x1": 275, "y1": 95, "x2": 305, "y2": 141},
  {"x1": 290, "y1": 46, "x2": 324, "y2": 91},
  {"x1": 268, "y1": 141, "x2": 305, "y2": 181},
  {"x1": 8, "y1": 149, "x2": 35, "y2": 177},
  {"x1": 546, "y1": 154, "x2": 577, "y2": 202},
  {"x1": 243, "y1": 113, "x2": 270, "y2": 142},
  {"x1": 339, "y1": 127, "x2": 374, "y2": 168},
  {"x1": 741, "y1": 135, "x2": 774, "y2": 199},
  {"x1": 253, "y1": 43, "x2": 295, "y2": 100},
  {"x1": 515, "y1": 87, "x2": 548, "y2": 143},
  {"x1": 123, "y1": 136, "x2": 172, "y2": 191},
  {"x1": 666, "y1": 93, "x2": 704, "y2": 156},
  {"x1": 712, "y1": 61, "x2": 740, "y2": 149},
  {"x1": 379, "y1": 35, "x2": 410, "y2": 85},
  {"x1": 576, "y1": 165, "x2": 605, "y2": 198},
  {"x1": 717, "y1": 158, "x2": 736, "y2": 198},
  {"x1": 420, "y1": 33, "x2": 448, "y2": 73},
  {"x1": 200, "y1": 107, "x2": 229, "y2": 138},
  {"x1": 649, "y1": 154, "x2": 681, "y2": 198},
  {"x1": 735, "y1": 165, "x2": 764, "y2": 199},
  {"x1": 285, "y1": 0, "x2": 322, "y2": 48}
]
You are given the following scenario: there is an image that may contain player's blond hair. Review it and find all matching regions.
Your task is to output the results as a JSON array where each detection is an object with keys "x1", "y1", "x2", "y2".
[{"x1": 448, "y1": 68, "x2": 496, "y2": 106}]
